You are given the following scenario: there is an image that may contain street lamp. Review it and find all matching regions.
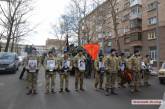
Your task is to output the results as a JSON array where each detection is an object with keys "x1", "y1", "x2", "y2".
[{"x1": 156, "y1": 0, "x2": 160, "y2": 69}]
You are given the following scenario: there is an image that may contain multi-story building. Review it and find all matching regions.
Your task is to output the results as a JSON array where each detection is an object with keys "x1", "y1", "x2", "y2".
[
  {"x1": 142, "y1": 0, "x2": 165, "y2": 64},
  {"x1": 80, "y1": 0, "x2": 165, "y2": 64},
  {"x1": 0, "y1": 42, "x2": 46, "y2": 55},
  {"x1": 46, "y1": 38, "x2": 65, "y2": 54}
]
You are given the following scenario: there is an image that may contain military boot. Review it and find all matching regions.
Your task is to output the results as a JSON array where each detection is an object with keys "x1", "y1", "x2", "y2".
[
  {"x1": 111, "y1": 88, "x2": 118, "y2": 95},
  {"x1": 105, "y1": 88, "x2": 110, "y2": 96}
]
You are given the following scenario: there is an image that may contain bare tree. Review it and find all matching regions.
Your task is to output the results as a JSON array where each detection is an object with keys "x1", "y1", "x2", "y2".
[
  {"x1": 62, "y1": 0, "x2": 94, "y2": 46},
  {"x1": 107, "y1": 0, "x2": 121, "y2": 51},
  {"x1": 50, "y1": 22, "x2": 66, "y2": 54},
  {"x1": 0, "y1": 0, "x2": 34, "y2": 52}
]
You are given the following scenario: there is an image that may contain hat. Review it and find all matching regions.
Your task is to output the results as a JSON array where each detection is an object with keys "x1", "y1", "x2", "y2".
[
  {"x1": 48, "y1": 51, "x2": 53, "y2": 54},
  {"x1": 134, "y1": 50, "x2": 139, "y2": 54},
  {"x1": 32, "y1": 47, "x2": 36, "y2": 51},
  {"x1": 78, "y1": 48, "x2": 83, "y2": 52},
  {"x1": 111, "y1": 49, "x2": 116, "y2": 53}
]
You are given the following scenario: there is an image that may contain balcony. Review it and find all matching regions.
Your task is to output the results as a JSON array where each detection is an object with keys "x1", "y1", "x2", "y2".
[
  {"x1": 130, "y1": 5, "x2": 142, "y2": 20},
  {"x1": 124, "y1": 32, "x2": 142, "y2": 44},
  {"x1": 130, "y1": 0, "x2": 142, "y2": 7},
  {"x1": 130, "y1": 19, "x2": 142, "y2": 31},
  {"x1": 130, "y1": 13, "x2": 142, "y2": 20}
]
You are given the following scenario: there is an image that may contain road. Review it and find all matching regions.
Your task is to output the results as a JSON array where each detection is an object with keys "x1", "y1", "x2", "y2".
[{"x1": 0, "y1": 66, "x2": 165, "y2": 109}]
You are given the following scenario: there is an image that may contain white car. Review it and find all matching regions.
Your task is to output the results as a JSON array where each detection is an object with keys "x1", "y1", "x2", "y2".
[
  {"x1": 159, "y1": 93, "x2": 165, "y2": 109},
  {"x1": 158, "y1": 63, "x2": 165, "y2": 84}
]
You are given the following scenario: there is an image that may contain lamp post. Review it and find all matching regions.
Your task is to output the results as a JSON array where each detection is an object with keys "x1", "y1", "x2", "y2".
[{"x1": 156, "y1": 0, "x2": 160, "y2": 69}]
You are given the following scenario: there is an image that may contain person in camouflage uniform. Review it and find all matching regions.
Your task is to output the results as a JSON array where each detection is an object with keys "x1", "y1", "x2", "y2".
[
  {"x1": 115, "y1": 52, "x2": 122, "y2": 88},
  {"x1": 74, "y1": 49, "x2": 86, "y2": 91},
  {"x1": 143, "y1": 55, "x2": 151, "y2": 86},
  {"x1": 19, "y1": 55, "x2": 28, "y2": 80},
  {"x1": 26, "y1": 48, "x2": 40, "y2": 95},
  {"x1": 128, "y1": 50, "x2": 141, "y2": 93},
  {"x1": 94, "y1": 54, "x2": 106, "y2": 90},
  {"x1": 138, "y1": 54, "x2": 143, "y2": 87},
  {"x1": 59, "y1": 51, "x2": 71, "y2": 93},
  {"x1": 44, "y1": 51, "x2": 57, "y2": 94},
  {"x1": 105, "y1": 49, "x2": 118, "y2": 96},
  {"x1": 119, "y1": 53, "x2": 127, "y2": 87}
]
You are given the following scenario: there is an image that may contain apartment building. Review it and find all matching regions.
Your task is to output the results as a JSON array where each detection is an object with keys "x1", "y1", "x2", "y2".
[
  {"x1": 80, "y1": 0, "x2": 165, "y2": 63},
  {"x1": 142, "y1": 0, "x2": 165, "y2": 63}
]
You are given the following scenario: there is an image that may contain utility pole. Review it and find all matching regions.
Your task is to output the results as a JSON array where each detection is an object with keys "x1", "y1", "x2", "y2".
[{"x1": 156, "y1": 0, "x2": 160, "y2": 69}]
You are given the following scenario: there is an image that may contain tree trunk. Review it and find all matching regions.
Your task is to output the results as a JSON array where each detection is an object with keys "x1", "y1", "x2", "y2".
[
  {"x1": 10, "y1": 37, "x2": 15, "y2": 52},
  {"x1": 0, "y1": 43, "x2": 1, "y2": 52},
  {"x1": 4, "y1": 21, "x2": 14, "y2": 52},
  {"x1": 114, "y1": 28, "x2": 121, "y2": 51},
  {"x1": 78, "y1": 27, "x2": 81, "y2": 46},
  {"x1": 111, "y1": 5, "x2": 120, "y2": 51},
  {"x1": 0, "y1": 37, "x2": 1, "y2": 52},
  {"x1": 15, "y1": 36, "x2": 18, "y2": 53}
]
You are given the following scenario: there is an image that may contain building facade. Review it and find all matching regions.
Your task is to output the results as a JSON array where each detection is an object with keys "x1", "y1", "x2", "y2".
[
  {"x1": 80, "y1": 0, "x2": 165, "y2": 63},
  {"x1": 46, "y1": 38, "x2": 65, "y2": 54}
]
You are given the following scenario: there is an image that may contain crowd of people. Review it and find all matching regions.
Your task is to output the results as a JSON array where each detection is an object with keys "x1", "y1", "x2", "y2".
[{"x1": 19, "y1": 47, "x2": 152, "y2": 96}]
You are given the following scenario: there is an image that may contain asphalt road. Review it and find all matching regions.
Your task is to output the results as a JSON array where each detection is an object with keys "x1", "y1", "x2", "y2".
[{"x1": 0, "y1": 66, "x2": 165, "y2": 109}]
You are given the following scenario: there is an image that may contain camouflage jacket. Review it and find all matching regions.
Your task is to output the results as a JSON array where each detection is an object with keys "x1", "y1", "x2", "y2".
[
  {"x1": 44, "y1": 56, "x2": 58, "y2": 70},
  {"x1": 73, "y1": 54, "x2": 86, "y2": 67},
  {"x1": 128, "y1": 55, "x2": 141, "y2": 72},
  {"x1": 106, "y1": 55, "x2": 118, "y2": 72},
  {"x1": 94, "y1": 57, "x2": 107, "y2": 71}
]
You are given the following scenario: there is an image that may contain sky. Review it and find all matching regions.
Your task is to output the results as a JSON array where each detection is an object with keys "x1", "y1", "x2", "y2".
[{"x1": 23, "y1": 0, "x2": 70, "y2": 45}]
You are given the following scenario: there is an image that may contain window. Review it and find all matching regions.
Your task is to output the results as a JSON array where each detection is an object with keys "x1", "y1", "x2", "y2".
[
  {"x1": 130, "y1": 32, "x2": 142, "y2": 41},
  {"x1": 130, "y1": 19, "x2": 142, "y2": 29},
  {"x1": 149, "y1": 47, "x2": 157, "y2": 61},
  {"x1": 148, "y1": 31, "x2": 156, "y2": 40},
  {"x1": 148, "y1": 2, "x2": 157, "y2": 11},
  {"x1": 124, "y1": 26, "x2": 129, "y2": 33},
  {"x1": 108, "y1": 41, "x2": 112, "y2": 46},
  {"x1": 148, "y1": 17, "x2": 157, "y2": 25},
  {"x1": 125, "y1": 32, "x2": 142, "y2": 43}
]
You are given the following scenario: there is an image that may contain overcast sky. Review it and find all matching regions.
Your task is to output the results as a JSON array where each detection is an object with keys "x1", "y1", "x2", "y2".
[{"x1": 23, "y1": 0, "x2": 70, "y2": 45}]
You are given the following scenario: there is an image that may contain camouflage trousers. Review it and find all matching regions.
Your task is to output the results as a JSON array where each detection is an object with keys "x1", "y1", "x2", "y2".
[
  {"x1": 105, "y1": 72, "x2": 117, "y2": 89},
  {"x1": 130, "y1": 71, "x2": 141, "y2": 91},
  {"x1": 143, "y1": 70, "x2": 150, "y2": 84},
  {"x1": 60, "y1": 73, "x2": 69, "y2": 89},
  {"x1": 95, "y1": 71, "x2": 104, "y2": 89},
  {"x1": 27, "y1": 71, "x2": 38, "y2": 90},
  {"x1": 45, "y1": 71, "x2": 56, "y2": 91},
  {"x1": 75, "y1": 69, "x2": 84, "y2": 90}
]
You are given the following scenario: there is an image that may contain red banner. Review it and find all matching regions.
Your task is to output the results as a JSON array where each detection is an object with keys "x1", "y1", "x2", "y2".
[{"x1": 83, "y1": 44, "x2": 100, "y2": 60}]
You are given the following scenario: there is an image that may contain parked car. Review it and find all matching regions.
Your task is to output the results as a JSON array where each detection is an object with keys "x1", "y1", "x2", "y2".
[
  {"x1": 159, "y1": 93, "x2": 165, "y2": 109},
  {"x1": 18, "y1": 55, "x2": 25, "y2": 65},
  {"x1": 0, "y1": 52, "x2": 19, "y2": 73},
  {"x1": 158, "y1": 62, "x2": 165, "y2": 84}
]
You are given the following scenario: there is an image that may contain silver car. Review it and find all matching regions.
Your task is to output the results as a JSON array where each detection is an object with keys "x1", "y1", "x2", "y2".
[{"x1": 0, "y1": 52, "x2": 19, "y2": 73}]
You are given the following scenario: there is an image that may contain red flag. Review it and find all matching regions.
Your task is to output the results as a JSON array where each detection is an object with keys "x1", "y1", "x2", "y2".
[{"x1": 83, "y1": 44, "x2": 100, "y2": 60}]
